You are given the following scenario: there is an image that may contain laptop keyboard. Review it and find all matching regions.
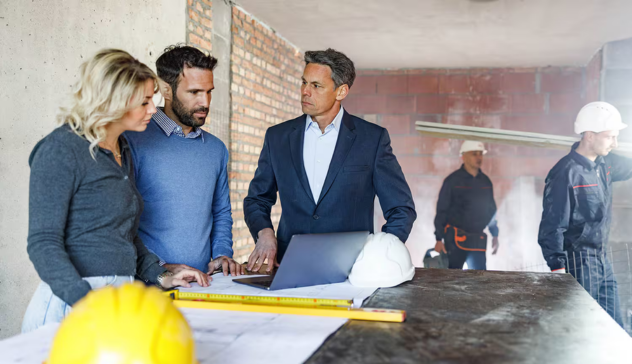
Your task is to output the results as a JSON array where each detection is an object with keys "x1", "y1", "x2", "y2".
[
  {"x1": 258, "y1": 279, "x2": 273, "y2": 288},
  {"x1": 250, "y1": 276, "x2": 274, "y2": 287}
]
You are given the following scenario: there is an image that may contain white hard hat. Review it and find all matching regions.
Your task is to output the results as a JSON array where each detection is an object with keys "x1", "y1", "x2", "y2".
[
  {"x1": 574, "y1": 101, "x2": 627, "y2": 134},
  {"x1": 348, "y1": 233, "x2": 415, "y2": 288},
  {"x1": 460, "y1": 140, "x2": 487, "y2": 155}
]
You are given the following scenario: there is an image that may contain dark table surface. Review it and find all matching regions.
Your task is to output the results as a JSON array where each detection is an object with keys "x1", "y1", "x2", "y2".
[{"x1": 306, "y1": 268, "x2": 631, "y2": 364}]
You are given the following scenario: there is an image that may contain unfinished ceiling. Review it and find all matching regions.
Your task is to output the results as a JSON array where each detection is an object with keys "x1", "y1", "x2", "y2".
[{"x1": 234, "y1": 0, "x2": 632, "y2": 69}]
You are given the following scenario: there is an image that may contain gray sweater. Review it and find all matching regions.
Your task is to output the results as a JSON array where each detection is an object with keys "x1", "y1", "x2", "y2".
[{"x1": 27, "y1": 125, "x2": 166, "y2": 305}]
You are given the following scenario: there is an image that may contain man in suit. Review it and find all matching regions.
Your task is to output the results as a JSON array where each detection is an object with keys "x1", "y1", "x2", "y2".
[{"x1": 243, "y1": 48, "x2": 417, "y2": 272}]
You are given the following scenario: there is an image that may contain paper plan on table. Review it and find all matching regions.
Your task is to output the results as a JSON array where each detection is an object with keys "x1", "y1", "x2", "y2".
[
  {"x1": 183, "y1": 308, "x2": 346, "y2": 363},
  {"x1": 0, "y1": 323, "x2": 59, "y2": 363},
  {"x1": 0, "y1": 275, "x2": 378, "y2": 363},
  {"x1": 0, "y1": 309, "x2": 347, "y2": 364},
  {"x1": 178, "y1": 273, "x2": 379, "y2": 307}
]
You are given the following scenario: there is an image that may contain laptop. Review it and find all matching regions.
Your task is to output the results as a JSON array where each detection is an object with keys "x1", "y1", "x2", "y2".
[{"x1": 234, "y1": 231, "x2": 369, "y2": 290}]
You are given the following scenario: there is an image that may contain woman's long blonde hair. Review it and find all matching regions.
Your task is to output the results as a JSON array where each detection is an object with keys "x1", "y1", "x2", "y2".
[{"x1": 58, "y1": 49, "x2": 158, "y2": 158}]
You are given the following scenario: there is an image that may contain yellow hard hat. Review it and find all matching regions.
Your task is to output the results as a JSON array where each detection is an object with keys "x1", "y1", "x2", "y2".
[{"x1": 46, "y1": 282, "x2": 198, "y2": 364}]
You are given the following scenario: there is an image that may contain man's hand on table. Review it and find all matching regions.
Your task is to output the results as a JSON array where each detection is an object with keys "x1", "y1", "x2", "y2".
[
  {"x1": 164, "y1": 263, "x2": 212, "y2": 278},
  {"x1": 208, "y1": 256, "x2": 245, "y2": 276},
  {"x1": 247, "y1": 228, "x2": 280, "y2": 273}
]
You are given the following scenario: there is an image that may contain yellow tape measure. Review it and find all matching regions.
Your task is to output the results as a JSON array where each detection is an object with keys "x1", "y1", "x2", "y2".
[
  {"x1": 172, "y1": 299, "x2": 406, "y2": 323},
  {"x1": 164, "y1": 290, "x2": 354, "y2": 307}
]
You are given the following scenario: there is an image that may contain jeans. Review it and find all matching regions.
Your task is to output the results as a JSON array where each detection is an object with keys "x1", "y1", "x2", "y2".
[
  {"x1": 21, "y1": 275, "x2": 134, "y2": 333},
  {"x1": 445, "y1": 239, "x2": 487, "y2": 270},
  {"x1": 568, "y1": 251, "x2": 623, "y2": 327}
]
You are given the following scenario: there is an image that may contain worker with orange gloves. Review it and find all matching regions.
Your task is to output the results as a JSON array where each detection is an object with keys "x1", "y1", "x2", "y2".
[{"x1": 433, "y1": 141, "x2": 499, "y2": 270}]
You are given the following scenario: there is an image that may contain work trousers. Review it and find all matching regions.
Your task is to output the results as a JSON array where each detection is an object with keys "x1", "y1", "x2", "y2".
[{"x1": 568, "y1": 251, "x2": 623, "y2": 327}]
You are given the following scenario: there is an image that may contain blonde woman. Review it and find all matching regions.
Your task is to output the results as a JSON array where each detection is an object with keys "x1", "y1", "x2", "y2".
[{"x1": 22, "y1": 49, "x2": 210, "y2": 333}]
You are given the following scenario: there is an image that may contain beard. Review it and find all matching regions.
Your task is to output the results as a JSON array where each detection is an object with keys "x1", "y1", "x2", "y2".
[{"x1": 172, "y1": 94, "x2": 209, "y2": 128}]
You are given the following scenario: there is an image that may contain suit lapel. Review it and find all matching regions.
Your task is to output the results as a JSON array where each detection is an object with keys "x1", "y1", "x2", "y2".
[
  {"x1": 289, "y1": 116, "x2": 315, "y2": 204},
  {"x1": 317, "y1": 111, "x2": 356, "y2": 205}
]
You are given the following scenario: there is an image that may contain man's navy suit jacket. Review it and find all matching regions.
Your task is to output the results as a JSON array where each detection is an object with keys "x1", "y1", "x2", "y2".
[{"x1": 243, "y1": 110, "x2": 417, "y2": 261}]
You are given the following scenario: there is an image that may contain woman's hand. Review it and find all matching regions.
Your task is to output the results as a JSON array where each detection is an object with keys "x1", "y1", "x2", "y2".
[{"x1": 162, "y1": 268, "x2": 211, "y2": 288}]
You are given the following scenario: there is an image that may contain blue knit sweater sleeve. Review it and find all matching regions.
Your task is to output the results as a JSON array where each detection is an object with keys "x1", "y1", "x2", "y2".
[{"x1": 210, "y1": 146, "x2": 234, "y2": 259}]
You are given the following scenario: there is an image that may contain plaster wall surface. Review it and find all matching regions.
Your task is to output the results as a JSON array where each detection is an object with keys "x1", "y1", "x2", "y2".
[{"x1": 0, "y1": 0, "x2": 186, "y2": 339}]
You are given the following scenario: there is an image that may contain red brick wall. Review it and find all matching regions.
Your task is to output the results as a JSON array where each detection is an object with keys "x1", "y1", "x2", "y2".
[
  {"x1": 229, "y1": 7, "x2": 304, "y2": 261},
  {"x1": 344, "y1": 66, "x2": 598, "y2": 267},
  {"x1": 187, "y1": 0, "x2": 213, "y2": 52}
]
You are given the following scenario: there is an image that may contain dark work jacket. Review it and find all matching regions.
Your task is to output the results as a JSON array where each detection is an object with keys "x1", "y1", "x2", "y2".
[
  {"x1": 434, "y1": 165, "x2": 498, "y2": 241},
  {"x1": 538, "y1": 143, "x2": 632, "y2": 271},
  {"x1": 243, "y1": 111, "x2": 417, "y2": 262}
]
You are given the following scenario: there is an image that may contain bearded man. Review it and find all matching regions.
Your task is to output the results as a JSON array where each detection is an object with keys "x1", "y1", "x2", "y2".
[{"x1": 126, "y1": 45, "x2": 243, "y2": 278}]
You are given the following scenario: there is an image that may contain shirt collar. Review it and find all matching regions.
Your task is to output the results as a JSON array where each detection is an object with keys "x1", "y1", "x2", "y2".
[
  {"x1": 153, "y1": 107, "x2": 204, "y2": 142},
  {"x1": 305, "y1": 106, "x2": 344, "y2": 132},
  {"x1": 119, "y1": 134, "x2": 130, "y2": 151},
  {"x1": 570, "y1": 142, "x2": 603, "y2": 170},
  {"x1": 459, "y1": 164, "x2": 482, "y2": 179}
]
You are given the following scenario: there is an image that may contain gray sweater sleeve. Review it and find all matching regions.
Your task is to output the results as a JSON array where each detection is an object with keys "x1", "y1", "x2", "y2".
[
  {"x1": 134, "y1": 235, "x2": 167, "y2": 283},
  {"x1": 27, "y1": 138, "x2": 91, "y2": 306}
]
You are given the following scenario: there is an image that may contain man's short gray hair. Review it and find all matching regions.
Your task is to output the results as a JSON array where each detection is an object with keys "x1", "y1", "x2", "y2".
[{"x1": 304, "y1": 48, "x2": 356, "y2": 89}]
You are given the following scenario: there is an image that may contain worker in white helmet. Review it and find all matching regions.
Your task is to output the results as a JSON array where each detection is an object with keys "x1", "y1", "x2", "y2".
[
  {"x1": 433, "y1": 140, "x2": 499, "y2": 270},
  {"x1": 538, "y1": 101, "x2": 631, "y2": 327}
]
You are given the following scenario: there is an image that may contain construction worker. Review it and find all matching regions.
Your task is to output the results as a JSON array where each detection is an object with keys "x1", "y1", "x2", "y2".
[
  {"x1": 538, "y1": 101, "x2": 632, "y2": 326},
  {"x1": 434, "y1": 141, "x2": 499, "y2": 270}
]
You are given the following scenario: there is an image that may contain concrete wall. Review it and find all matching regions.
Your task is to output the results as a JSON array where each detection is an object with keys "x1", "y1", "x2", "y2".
[
  {"x1": 186, "y1": 0, "x2": 233, "y2": 146},
  {"x1": 210, "y1": 0, "x2": 233, "y2": 148},
  {"x1": 0, "y1": 0, "x2": 186, "y2": 339},
  {"x1": 603, "y1": 38, "x2": 632, "y2": 141},
  {"x1": 601, "y1": 38, "x2": 632, "y2": 331}
]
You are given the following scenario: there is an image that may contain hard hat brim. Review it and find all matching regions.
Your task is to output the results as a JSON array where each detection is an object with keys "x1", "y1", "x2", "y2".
[
  {"x1": 575, "y1": 122, "x2": 628, "y2": 134},
  {"x1": 460, "y1": 149, "x2": 487, "y2": 155}
]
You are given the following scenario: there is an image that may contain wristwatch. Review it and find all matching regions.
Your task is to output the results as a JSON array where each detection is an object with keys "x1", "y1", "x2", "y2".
[{"x1": 156, "y1": 271, "x2": 174, "y2": 289}]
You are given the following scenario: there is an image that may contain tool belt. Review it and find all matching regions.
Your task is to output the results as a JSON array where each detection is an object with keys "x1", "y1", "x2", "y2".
[{"x1": 444, "y1": 224, "x2": 487, "y2": 252}]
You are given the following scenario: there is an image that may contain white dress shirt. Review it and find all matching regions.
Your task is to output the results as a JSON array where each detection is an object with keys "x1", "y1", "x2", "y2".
[{"x1": 303, "y1": 106, "x2": 345, "y2": 203}]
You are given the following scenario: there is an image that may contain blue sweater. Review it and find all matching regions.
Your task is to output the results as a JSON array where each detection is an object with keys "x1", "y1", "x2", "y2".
[{"x1": 125, "y1": 120, "x2": 233, "y2": 272}]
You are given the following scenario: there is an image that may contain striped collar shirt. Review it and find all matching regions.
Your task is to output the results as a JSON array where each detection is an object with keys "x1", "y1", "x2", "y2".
[{"x1": 153, "y1": 107, "x2": 205, "y2": 142}]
